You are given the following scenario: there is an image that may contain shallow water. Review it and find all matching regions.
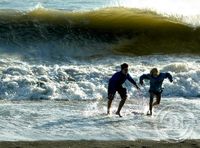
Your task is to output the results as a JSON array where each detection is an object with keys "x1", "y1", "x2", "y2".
[{"x1": 0, "y1": 98, "x2": 199, "y2": 141}]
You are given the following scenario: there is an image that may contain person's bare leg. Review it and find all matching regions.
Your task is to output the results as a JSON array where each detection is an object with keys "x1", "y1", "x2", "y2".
[
  {"x1": 107, "y1": 94, "x2": 114, "y2": 114},
  {"x1": 152, "y1": 94, "x2": 161, "y2": 107},
  {"x1": 116, "y1": 98, "x2": 126, "y2": 117},
  {"x1": 147, "y1": 93, "x2": 154, "y2": 115},
  {"x1": 107, "y1": 99, "x2": 113, "y2": 115}
]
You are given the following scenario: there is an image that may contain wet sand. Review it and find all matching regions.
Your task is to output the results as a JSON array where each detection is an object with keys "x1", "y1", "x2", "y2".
[{"x1": 0, "y1": 140, "x2": 199, "y2": 148}]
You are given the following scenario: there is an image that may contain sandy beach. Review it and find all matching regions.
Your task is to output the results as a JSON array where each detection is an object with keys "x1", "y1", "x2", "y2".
[{"x1": 0, "y1": 140, "x2": 199, "y2": 148}]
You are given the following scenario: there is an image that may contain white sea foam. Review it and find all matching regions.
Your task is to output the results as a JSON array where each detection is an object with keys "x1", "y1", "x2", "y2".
[{"x1": 0, "y1": 55, "x2": 199, "y2": 100}]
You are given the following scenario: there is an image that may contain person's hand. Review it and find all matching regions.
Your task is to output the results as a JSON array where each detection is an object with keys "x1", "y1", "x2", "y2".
[{"x1": 170, "y1": 79, "x2": 173, "y2": 83}]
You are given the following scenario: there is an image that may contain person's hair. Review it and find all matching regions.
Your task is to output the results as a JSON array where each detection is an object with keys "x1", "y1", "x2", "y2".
[
  {"x1": 150, "y1": 68, "x2": 159, "y2": 76},
  {"x1": 121, "y1": 63, "x2": 128, "y2": 70}
]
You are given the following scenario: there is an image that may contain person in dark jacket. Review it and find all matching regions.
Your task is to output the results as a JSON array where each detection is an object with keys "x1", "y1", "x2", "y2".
[
  {"x1": 107, "y1": 63, "x2": 140, "y2": 117},
  {"x1": 140, "y1": 68, "x2": 173, "y2": 115}
]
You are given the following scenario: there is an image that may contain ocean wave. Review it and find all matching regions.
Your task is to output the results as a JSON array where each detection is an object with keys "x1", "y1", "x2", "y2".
[{"x1": 0, "y1": 7, "x2": 199, "y2": 57}]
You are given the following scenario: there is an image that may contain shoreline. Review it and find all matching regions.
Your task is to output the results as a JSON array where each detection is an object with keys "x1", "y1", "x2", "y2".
[{"x1": 0, "y1": 140, "x2": 199, "y2": 148}]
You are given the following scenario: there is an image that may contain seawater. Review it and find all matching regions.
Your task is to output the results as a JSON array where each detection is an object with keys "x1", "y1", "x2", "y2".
[{"x1": 0, "y1": 0, "x2": 199, "y2": 141}]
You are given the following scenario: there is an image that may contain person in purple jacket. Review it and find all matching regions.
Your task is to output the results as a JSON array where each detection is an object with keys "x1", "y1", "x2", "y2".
[
  {"x1": 107, "y1": 63, "x2": 140, "y2": 117},
  {"x1": 140, "y1": 68, "x2": 173, "y2": 116}
]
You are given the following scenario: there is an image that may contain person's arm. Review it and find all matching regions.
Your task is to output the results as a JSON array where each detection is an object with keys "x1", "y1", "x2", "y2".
[
  {"x1": 165, "y1": 73, "x2": 173, "y2": 82},
  {"x1": 139, "y1": 74, "x2": 150, "y2": 85},
  {"x1": 127, "y1": 74, "x2": 139, "y2": 89}
]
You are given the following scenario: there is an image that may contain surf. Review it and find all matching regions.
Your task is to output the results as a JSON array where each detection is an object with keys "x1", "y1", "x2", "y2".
[{"x1": 0, "y1": 7, "x2": 199, "y2": 57}]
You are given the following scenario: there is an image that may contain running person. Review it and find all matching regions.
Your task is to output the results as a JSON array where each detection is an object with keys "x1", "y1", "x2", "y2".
[
  {"x1": 107, "y1": 63, "x2": 140, "y2": 117},
  {"x1": 139, "y1": 68, "x2": 173, "y2": 115}
]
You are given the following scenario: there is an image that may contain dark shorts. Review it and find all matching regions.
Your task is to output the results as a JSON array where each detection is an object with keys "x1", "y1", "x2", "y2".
[
  {"x1": 108, "y1": 85, "x2": 127, "y2": 100},
  {"x1": 149, "y1": 90, "x2": 162, "y2": 103},
  {"x1": 149, "y1": 90, "x2": 162, "y2": 96}
]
